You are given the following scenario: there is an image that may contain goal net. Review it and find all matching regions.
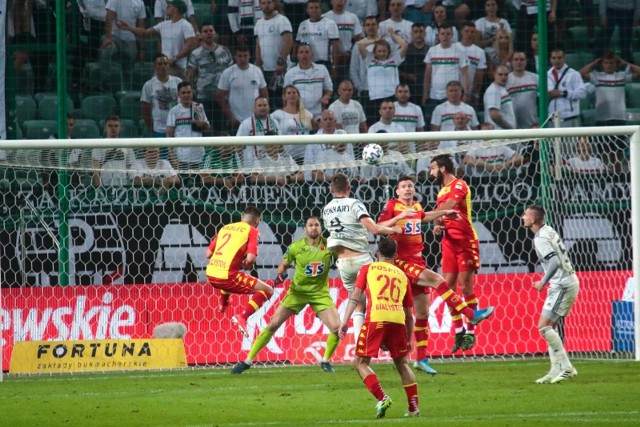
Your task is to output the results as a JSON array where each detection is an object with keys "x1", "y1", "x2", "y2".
[{"x1": 1, "y1": 126, "x2": 639, "y2": 376}]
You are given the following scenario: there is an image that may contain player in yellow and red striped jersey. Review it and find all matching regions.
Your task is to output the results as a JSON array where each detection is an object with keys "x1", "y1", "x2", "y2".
[
  {"x1": 430, "y1": 154, "x2": 483, "y2": 353},
  {"x1": 378, "y1": 176, "x2": 459, "y2": 375},
  {"x1": 339, "y1": 238, "x2": 419, "y2": 418},
  {"x1": 205, "y1": 206, "x2": 274, "y2": 339}
]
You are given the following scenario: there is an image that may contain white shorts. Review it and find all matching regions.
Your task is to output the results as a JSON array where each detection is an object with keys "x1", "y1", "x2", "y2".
[
  {"x1": 542, "y1": 281, "x2": 579, "y2": 322},
  {"x1": 335, "y1": 253, "x2": 374, "y2": 293}
]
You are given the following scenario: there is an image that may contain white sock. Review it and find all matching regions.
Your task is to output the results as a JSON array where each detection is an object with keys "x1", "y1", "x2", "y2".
[
  {"x1": 540, "y1": 326, "x2": 572, "y2": 371},
  {"x1": 352, "y1": 311, "x2": 365, "y2": 343},
  {"x1": 548, "y1": 344, "x2": 560, "y2": 373}
]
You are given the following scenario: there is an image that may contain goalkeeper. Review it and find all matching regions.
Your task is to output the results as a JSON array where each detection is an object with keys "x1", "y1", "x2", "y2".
[{"x1": 232, "y1": 216, "x2": 341, "y2": 374}]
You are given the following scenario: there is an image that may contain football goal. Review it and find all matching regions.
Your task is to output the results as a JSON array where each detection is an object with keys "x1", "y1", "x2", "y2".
[{"x1": 1, "y1": 125, "x2": 639, "y2": 379}]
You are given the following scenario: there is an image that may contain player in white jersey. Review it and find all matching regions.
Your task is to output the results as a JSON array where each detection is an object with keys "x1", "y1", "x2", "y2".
[
  {"x1": 521, "y1": 205, "x2": 580, "y2": 385},
  {"x1": 322, "y1": 173, "x2": 402, "y2": 342}
]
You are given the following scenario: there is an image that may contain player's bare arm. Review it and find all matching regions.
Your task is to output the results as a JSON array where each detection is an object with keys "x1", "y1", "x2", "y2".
[
  {"x1": 242, "y1": 253, "x2": 257, "y2": 269},
  {"x1": 361, "y1": 217, "x2": 403, "y2": 235},
  {"x1": 423, "y1": 209, "x2": 458, "y2": 222},
  {"x1": 277, "y1": 258, "x2": 290, "y2": 276},
  {"x1": 377, "y1": 208, "x2": 418, "y2": 227}
]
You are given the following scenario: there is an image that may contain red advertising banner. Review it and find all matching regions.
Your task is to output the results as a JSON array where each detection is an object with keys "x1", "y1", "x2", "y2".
[{"x1": 1, "y1": 271, "x2": 630, "y2": 371}]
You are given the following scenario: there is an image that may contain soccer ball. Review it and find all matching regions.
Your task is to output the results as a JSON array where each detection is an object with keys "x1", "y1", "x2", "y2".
[{"x1": 362, "y1": 143, "x2": 384, "y2": 165}]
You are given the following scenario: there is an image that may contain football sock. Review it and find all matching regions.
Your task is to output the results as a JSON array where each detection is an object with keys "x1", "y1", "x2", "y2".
[
  {"x1": 540, "y1": 326, "x2": 572, "y2": 371},
  {"x1": 452, "y1": 313, "x2": 464, "y2": 334},
  {"x1": 436, "y1": 282, "x2": 474, "y2": 319},
  {"x1": 414, "y1": 318, "x2": 429, "y2": 360},
  {"x1": 247, "y1": 328, "x2": 274, "y2": 361},
  {"x1": 547, "y1": 344, "x2": 560, "y2": 373},
  {"x1": 352, "y1": 311, "x2": 365, "y2": 343},
  {"x1": 403, "y1": 382, "x2": 419, "y2": 413},
  {"x1": 464, "y1": 293, "x2": 478, "y2": 333},
  {"x1": 242, "y1": 290, "x2": 272, "y2": 320},
  {"x1": 323, "y1": 332, "x2": 340, "y2": 362},
  {"x1": 363, "y1": 374, "x2": 385, "y2": 401}
]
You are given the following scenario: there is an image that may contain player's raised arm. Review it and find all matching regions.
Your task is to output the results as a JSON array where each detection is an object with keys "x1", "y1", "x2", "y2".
[
  {"x1": 361, "y1": 216, "x2": 402, "y2": 235},
  {"x1": 423, "y1": 209, "x2": 459, "y2": 222},
  {"x1": 377, "y1": 207, "x2": 417, "y2": 227}
]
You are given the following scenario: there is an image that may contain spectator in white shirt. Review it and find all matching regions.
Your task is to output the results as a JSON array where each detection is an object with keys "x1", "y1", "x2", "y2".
[
  {"x1": 248, "y1": 144, "x2": 304, "y2": 185},
  {"x1": 328, "y1": 79, "x2": 368, "y2": 134},
  {"x1": 461, "y1": 122, "x2": 523, "y2": 177},
  {"x1": 392, "y1": 83, "x2": 424, "y2": 153},
  {"x1": 92, "y1": 116, "x2": 136, "y2": 187},
  {"x1": 217, "y1": 45, "x2": 269, "y2": 131},
  {"x1": 565, "y1": 137, "x2": 606, "y2": 175},
  {"x1": 506, "y1": 51, "x2": 538, "y2": 129},
  {"x1": 284, "y1": 44, "x2": 334, "y2": 119},
  {"x1": 131, "y1": 147, "x2": 181, "y2": 192},
  {"x1": 117, "y1": 0, "x2": 197, "y2": 79},
  {"x1": 431, "y1": 80, "x2": 479, "y2": 134},
  {"x1": 484, "y1": 64, "x2": 516, "y2": 130},
  {"x1": 101, "y1": 0, "x2": 147, "y2": 91},
  {"x1": 296, "y1": 0, "x2": 341, "y2": 76},
  {"x1": 579, "y1": 51, "x2": 640, "y2": 127},
  {"x1": 166, "y1": 81, "x2": 210, "y2": 170},
  {"x1": 474, "y1": 0, "x2": 512, "y2": 51},
  {"x1": 422, "y1": 24, "x2": 470, "y2": 122},
  {"x1": 141, "y1": 54, "x2": 182, "y2": 137}
]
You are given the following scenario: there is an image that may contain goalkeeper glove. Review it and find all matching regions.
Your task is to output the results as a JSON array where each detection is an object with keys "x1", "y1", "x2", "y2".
[{"x1": 273, "y1": 273, "x2": 288, "y2": 287}]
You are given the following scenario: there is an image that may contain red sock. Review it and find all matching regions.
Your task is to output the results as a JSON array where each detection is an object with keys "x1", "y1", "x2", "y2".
[
  {"x1": 363, "y1": 374, "x2": 385, "y2": 401},
  {"x1": 414, "y1": 318, "x2": 429, "y2": 360},
  {"x1": 464, "y1": 293, "x2": 478, "y2": 332},
  {"x1": 241, "y1": 290, "x2": 271, "y2": 320},
  {"x1": 436, "y1": 282, "x2": 474, "y2": 319},
  {"x1": 403, "y1": 382, "x2": 419, "y2": 413}
]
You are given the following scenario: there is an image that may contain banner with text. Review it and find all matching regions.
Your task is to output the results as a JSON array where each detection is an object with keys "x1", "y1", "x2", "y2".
[
  {"x1": 2, "y1": 271, "x2": 629, "y2": 371},
  {"x1": 10, "y1": 338, "x2": 187, "y2": 374}
]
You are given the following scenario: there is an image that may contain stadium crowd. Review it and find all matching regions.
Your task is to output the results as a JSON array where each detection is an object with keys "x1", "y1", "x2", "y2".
[{"x1": 8, "y1": 0, "x2": 640, "y2": 185}]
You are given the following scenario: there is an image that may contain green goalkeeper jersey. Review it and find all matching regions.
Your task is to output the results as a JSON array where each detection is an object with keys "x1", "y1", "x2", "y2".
[{"x1": 284, "y1": 236, "x2": 334, "y2": 294}]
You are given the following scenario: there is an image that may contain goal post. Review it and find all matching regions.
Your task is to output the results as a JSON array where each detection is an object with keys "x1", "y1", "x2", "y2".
[{"x1": 1, "y1": 125, "x2": 639, "y2": 376}]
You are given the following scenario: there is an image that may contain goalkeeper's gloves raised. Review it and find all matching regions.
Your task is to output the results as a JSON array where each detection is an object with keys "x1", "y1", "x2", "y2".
[{"x1": 273, "y1": 273, "x2": 288, "y2": 287}]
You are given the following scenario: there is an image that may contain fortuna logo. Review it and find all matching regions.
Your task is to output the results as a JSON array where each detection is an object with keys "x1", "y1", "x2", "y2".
[{"x1": 37, "y1": 341, "x2": 152, "y2": 359}]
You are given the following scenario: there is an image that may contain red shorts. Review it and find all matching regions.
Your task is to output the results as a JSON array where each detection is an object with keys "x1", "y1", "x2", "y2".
[
  {"x1": 356, "y1": 322, "x2": 409, "y2": 359},
  {"x1": 394, "y1": 256, "x2": 430, "y2": 296},
  {"x1": 441, "y1": 237, "x2": 480, "y2": 274},
  {"x1": 207, "y1": 271, "x2": 258, "y2": 294}
]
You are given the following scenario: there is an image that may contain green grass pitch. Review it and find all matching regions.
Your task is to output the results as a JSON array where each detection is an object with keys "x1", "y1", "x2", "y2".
[{"x1": 1, "y1": 360, "x2": 639, "y2": 426}]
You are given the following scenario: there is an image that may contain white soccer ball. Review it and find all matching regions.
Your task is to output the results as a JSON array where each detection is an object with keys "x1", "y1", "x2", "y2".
[{"x1": 362, "y1": 143, "x2": 384, "y2": 165}]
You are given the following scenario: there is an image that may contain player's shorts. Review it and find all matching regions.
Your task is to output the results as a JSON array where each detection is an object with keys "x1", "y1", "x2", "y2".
[
  {"x1": 395, "y1": 255, "x2": 430, "y2": 296},
  {"x1": 356, "y1": 321, "x2": 409, "y2": 359},
  {"x1": 280, "y1": 289, "x2": 336, "y2": 314},
  {"x1": 207, "y1": 271, "x2": 258, "y2": 294},
  {"x1": 441, "y1": 237, "x2": 480, "y2": 274},
  {"x1": 542, "y1": 281, "x2": 580, "y2": 322},
  {"x1": 336, "y1": 252, "x2": 374, "y2": 293}
]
